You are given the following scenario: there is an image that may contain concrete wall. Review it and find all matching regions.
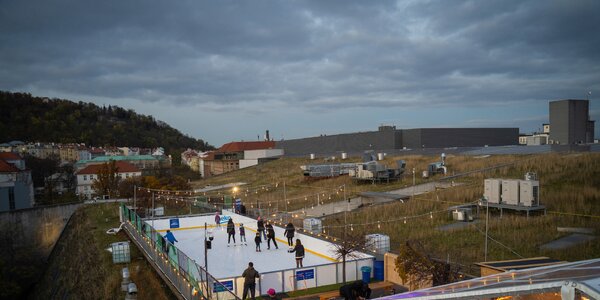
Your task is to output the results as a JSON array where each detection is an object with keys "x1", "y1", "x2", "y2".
[
  {"x1": 384, "y1": 252, "x2": 432, "y2": 291},
  {"x1": 276, "y1": 127, "x2": 518, "y2": 156},
  {"x1": 276, "y1": 129, "x2": 398, "y2": 156},
  {"x1": 403, "y1": 128, "x2": 519, "y2": 149},
  {"x1": 0, "y1": 203, "x2": 81, "y2": 260}
]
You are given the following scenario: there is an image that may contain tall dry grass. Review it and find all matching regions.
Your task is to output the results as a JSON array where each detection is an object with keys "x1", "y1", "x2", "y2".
[{"x1": 189, "y1": 153, "x2": 600, "y2": 275}]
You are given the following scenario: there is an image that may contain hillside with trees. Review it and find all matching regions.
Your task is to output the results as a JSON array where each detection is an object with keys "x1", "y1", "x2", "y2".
[{"x1": 0, "y1": 91, "x2": 213, "y2": 156}]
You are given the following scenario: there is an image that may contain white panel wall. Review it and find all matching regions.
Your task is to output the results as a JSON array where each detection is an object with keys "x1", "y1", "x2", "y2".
[
  {"x1": 244, "y1": 149, "x2": 284, "y2": 160},
  {"x1": 239, "y1": 159, "x2": 259, "y2": 169},
  {"x1": 317, "y1": 264, "x2": 337, "y2": 286}
]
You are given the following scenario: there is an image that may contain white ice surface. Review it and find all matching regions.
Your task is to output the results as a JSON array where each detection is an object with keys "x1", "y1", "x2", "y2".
[{"x1": 146, "y1": 211, "x2": 373, "y2": 279}]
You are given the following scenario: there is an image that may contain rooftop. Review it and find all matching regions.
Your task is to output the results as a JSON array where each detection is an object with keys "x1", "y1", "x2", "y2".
[
  {"x1": 218, "y1": 141, "x2": 276, "y2": 152},
  {"x1": 76, "y1": 161, "x2": 140, "y2": 175}
]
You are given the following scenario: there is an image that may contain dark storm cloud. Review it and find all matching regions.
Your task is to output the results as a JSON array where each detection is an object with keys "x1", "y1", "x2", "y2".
[{"x1": 1, "y1": 0, "x2": 599, "y2": 112}]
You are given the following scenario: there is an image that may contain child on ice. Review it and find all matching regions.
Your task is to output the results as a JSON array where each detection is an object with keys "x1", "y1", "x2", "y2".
[
  {"x1": 254, "y1": 232, "x2": 262, "y2": 252},
  {"x1": 239, "y1": 223, "x2": 247, "y2": 245}
]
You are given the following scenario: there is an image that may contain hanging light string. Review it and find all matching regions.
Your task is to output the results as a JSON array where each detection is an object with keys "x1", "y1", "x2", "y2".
[{"x1": 136, "y1": 184, "x2": 347, "y2": 206}]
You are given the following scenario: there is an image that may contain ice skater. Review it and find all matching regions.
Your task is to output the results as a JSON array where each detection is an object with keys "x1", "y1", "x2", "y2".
[
  {"x1": 257, "y1": 217, "x2": 266, "y2": 240},
  {"x1": 254, "y1": 232, "x2": 262, "y2": 252},
  {"x1": 266, "y1": 222, "x2": 278, "y2": 250},
  {"x1": 239, "y1": 223, "x2": 247, "y2": 245},
  {"x1": 288, "y1": 239, "x2": 305, "y2": 268},
  {"x1": 164, "y1": 230, "x2": 178, "y2": 254},
  {"x1": 215, "y1": 211, "x2": 221, "y2": 228},
  {"x1": 284, "y1": 221, "x2": 295, "y2": 247},
  {"x1": 227, "y1": 218, "x2": 236, "y2": 246}
]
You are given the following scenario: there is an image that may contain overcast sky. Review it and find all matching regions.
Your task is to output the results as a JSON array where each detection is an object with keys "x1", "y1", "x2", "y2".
[{"x1": 1, "y1": 0, "x2": 599, "y2": 146}]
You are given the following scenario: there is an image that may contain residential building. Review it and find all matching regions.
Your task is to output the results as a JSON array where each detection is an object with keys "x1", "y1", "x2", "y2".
[
  {"x1": 200, "y1": 141, "x2": 282, "y2": 177},
  {"x1": 75, "y1": 161, "x2": 141, "y2": 199},
  {"x1": 45, "y1": 172, "x2": 73, "y2": 195},
  {"x1": 0, "y1": 153, "x2": 34, "y2": 211},
  {"x1": 59, "y1": 144, "x2": 80, "y2": 162},
  {"x1": 549, "y1": 99, "x2": 595, "y2": 144},
  {"x1": 181, "y1": 149, "x2": 200, "y2": 172},
  {"x1": 75, "y1": 154, "x2": 171, "y2": 176}
]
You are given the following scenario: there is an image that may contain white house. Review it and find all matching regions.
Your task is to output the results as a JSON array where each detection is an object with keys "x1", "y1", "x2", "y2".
[{"x1": 75, "y1": 161, "x2": 141, "y2": 199}]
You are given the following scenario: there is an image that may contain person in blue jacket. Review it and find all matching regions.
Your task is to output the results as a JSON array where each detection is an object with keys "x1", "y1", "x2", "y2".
[{"x1": 165, "y1": 230, "x2": 178, "y2": 244}]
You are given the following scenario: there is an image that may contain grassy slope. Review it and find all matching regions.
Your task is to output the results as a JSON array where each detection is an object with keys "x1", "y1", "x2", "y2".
[
  {"x1": 32, "y1": 203, "x2": 175, "y2": 300},
  {"x1": 191, "y1": 153, "x2": 600, "y2": 275}
]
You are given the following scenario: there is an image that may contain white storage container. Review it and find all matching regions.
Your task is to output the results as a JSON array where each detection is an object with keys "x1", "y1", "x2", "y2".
[
  {"x1": 365, "y1": 234, "x2": 390, "y2": 254},
  {"x1": 303, "y1": 218, "x2": 322, "y2": 234},
  {"x1": 111, "y1": 241, "x2": 131, "y2": 264}
]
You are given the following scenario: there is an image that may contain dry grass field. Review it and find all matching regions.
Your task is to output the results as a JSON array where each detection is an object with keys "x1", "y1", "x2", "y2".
[{"x1": 190, "y1": 152, "x2": 600, "y2": 276}]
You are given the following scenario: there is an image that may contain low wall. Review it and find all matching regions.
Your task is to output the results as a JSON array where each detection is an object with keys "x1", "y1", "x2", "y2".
[
  {"x1": 384, "y1": 252, "x2": 432, "y2": 291},
  {"x1": 0, "y1": 203, "x2": 81, "y2": 260}
]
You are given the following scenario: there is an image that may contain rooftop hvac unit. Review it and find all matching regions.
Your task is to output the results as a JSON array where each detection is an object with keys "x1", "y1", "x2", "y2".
[
  {"x1": 365, "y1": 234, "x2": 390, "y2": 254},
  {"x1": 501, "y1": 180, "x2": 520, "y2": 205},
  {"x1": 484, "y1": 179, "x2": 502, "y2": 204},
  {"x1": 519, "y1": 180, "x2": 540, "y2": 207},
  {"x1": 303, "y1": 218, "x2": 322, "y2": 234}
]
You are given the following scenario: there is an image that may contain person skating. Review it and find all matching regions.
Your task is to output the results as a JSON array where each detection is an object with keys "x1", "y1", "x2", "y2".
[
  {"x1": 288, "y1": 239, "x2": 305, "y2": 268},
  {"x1": 284, "y1": 221, "x2": 295, "y2": 247},
  {"x1": 242, "y1": 262, "x2": 260, "y2": 300},
  {"x1": 266, "y1": 222, "x2": 278, "y2": 250},
  {"x1": 239, "y1": 223, "x2": 247, "y2": 245},
  {"x1": 215, "y1": 211, "x2": 221, "y2": 228},
  {"x1": 257, "y1": 217, "x2": 266, "y2": 240},
  {"x1": 254, "y1": 232, "x2": 262, "y2": 252},
  {"x1": 227, "y1": 218, "x2": 236, "y2": 246}
]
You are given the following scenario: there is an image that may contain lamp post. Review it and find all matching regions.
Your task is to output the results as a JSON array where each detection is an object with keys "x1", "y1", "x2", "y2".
[
  {"x1": 412, "y1": 168, "x2": 416, "y2": 201},
  {"x1": 483, "y1": 196, "x2": 489, "y2": 261}
]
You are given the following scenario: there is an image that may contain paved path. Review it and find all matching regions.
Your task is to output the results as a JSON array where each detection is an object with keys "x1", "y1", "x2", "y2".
[{"x1": 540, "y1": 234, "x2": 597, "y2": 250}]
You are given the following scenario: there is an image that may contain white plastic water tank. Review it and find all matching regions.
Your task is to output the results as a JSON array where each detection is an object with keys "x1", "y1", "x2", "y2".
[
  {"x1": 377, "y1": 153, "x2": 384, "y2": 161},
  {"x1": 365, "y1": 234, "x2": 390, "y2": 254},
  {"x1": 111, "y1": 241, "x2": 131, "y2": 263},
  {"x1": 310, "y1": 154, "x2": 315, "y2": 160},
  {"x1": 303, "y1": 218, "x2": 322, "y2": 234},
  {"x1": 341, "y1": 152, "x2": 348, "y2": 160}
]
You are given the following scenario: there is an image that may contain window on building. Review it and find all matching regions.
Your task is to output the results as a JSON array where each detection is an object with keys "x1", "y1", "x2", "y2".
[
  {"x1": 8, "y1": 187, "x2": 15, "y2": 210},
  {"x1": 83, "y1": 175, "x2": 87, "y2": 181}
]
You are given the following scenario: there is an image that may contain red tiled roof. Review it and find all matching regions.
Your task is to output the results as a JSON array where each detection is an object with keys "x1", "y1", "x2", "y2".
[
  {"x1": 218, "y1": 141, "x2": 276, "y2": 152},
  {"x1": 0, "y1": 152, "x2": 21, "y2": 161},
  {"x1": 77, "y1": 161, "x2": 140, "y2": 175},
  {"x1": 0, "y1": 159, "x2": 19, "y2": 173}
]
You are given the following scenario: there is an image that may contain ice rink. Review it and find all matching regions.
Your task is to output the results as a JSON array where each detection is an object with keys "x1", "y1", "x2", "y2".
[{"x1": 147, "y1": 211, "x2": 373, "y2": 280}]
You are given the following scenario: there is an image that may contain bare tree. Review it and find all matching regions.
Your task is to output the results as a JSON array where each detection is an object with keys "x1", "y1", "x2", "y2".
[
  {"x1": 330, "y1": 225, "x2": 369, "y2": 284},
  {"x1": 394, "y1": 240, "x2": 460, "y2": 290}
]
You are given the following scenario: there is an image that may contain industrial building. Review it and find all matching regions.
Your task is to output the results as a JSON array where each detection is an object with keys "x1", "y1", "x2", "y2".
[
  {"x1": 549, "y1": 99, "x2": 595, "y2": 145},
  {"x1": 276, "y1": 126, "x2": 519, "y2": 155}
]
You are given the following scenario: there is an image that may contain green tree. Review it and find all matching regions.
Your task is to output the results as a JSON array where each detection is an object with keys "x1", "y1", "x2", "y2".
[{"x1": 91, "y1": 160, "x2": 120, "y2": 198}]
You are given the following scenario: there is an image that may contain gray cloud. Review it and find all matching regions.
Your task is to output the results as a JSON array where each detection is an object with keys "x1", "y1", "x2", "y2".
[{"x1": 1, "y1": 0, "x2": 599, "y2": 143}]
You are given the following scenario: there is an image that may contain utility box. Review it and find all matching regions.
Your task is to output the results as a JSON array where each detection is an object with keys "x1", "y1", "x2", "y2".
[
  {"x1": 519, "y1": 180, "x2": 540, "y2": 207},
  {"x1": 484, "y1": 179, "x2": 502, "y2": 204},
  {"x1": 111, "y1": 241, "x2": 131, "y2": 264},
  {"x1": 501, "y1": 180, "x2": 520, "y2": 205},
  {"x1": 303, "y1": 218, "x2": 322, "y2": 234},
  {"x1": 452, "y1": 208, "x2": 474, "y2": 222},
  {"x1": 365, "y1": 234, "x2": 391, "y2": 254}
]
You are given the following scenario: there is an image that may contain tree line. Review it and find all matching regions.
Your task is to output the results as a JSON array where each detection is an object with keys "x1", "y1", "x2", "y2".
[{"x1": 0, "y1": 91, "x2": 214, "y2": 158}]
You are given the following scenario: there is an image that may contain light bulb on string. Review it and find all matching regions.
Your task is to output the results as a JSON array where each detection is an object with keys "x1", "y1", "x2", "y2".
[
  {"x1": 378, "y1": 221, "x2": 381, "y2": 229},
  {"x1": 430, "y1": 212, "x2": 433, "y2": 219},
  {"x1": 404, "y1": 218, "x2": 407, "y2": 224}
]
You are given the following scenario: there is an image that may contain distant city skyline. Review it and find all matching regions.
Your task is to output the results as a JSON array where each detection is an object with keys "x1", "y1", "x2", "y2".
[{"x1": 1, "y1": 1, "x2": 598, "y2": 146}]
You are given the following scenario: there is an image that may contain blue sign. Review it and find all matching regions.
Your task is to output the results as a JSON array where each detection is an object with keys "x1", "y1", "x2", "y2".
[
  {"x1": 296, "y1": 269, "x2": 315, "y2": 281},
  {"x1": 220, "y1": 215, "x2": 231, "y2": 224},
  {"x1": 214, "y1": 280, "x2": 234, "y2": 292},
  {"x1": 169, "y1": 218, "x2": 180, "y2": 229}
]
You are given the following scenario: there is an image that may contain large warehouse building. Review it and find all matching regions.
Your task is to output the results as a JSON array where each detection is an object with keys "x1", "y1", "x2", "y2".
[
  {"x1": 276, "y1": 126, "x2": 519, "y2": 155},
  {"x1": 549, "y1": 99, "x2": 595, "y2": 145}
]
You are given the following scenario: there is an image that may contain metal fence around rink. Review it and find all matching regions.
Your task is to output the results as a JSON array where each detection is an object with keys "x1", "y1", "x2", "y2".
[{"x1": 121, "y1": 204, "x2": 239, "y2": 300}]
